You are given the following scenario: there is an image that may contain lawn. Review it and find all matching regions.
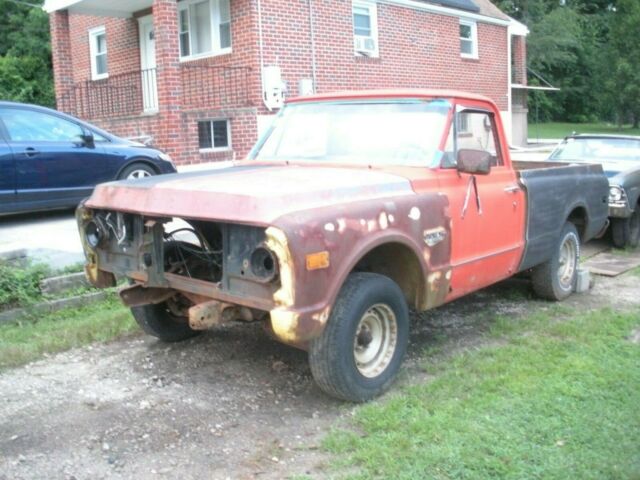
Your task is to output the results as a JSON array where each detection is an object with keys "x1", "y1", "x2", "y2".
[
  {"x1": 528, "y1": 121, "x2": 640, "y2": 140},
  {"x1": 324, "y1": 307, "x2": 640, "y2": 479},
  {"x1": 0, "y1": 296, "x2": 136, "y2": 370}
]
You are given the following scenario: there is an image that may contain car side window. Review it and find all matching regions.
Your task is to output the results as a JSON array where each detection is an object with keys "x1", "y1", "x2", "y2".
[{"x1": 0, "y1": 108, "x2": 83, "y2": 143}]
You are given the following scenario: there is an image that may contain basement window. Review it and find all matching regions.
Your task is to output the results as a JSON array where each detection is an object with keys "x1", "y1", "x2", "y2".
[
  {"x1": 460, "y1": 19, "x2": 478, "y2": 59},
  {"x1": 89, "y1": 26, "x2": 108, "y2": 80},
  {"x1": 198, "y1": 119, "x2": 231, "y2": 151},
  {"x1": 178, "y1": 0, "x2": 232, "y2": 61}
]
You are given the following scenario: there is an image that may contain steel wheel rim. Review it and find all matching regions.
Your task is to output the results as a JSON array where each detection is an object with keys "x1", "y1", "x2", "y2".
[
  {"x1": 557, "y1": 236, "x2": 577, "y2": 289},
  {"x1": 127, "y1": 169, "x2": 151, "y2": 180},
  {"x1": 353, "y1": 303, "x2": 398, "y2": 378}
]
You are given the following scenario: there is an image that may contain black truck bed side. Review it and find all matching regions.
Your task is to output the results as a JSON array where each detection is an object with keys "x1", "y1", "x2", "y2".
[{"x1": 514, "y1": 161, "x2": 609, "y2": 272}]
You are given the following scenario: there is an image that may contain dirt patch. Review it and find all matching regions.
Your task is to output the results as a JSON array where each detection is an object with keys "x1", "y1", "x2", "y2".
[{"x1": 1, "y1": 272, "x2": 639, "y2": 479}]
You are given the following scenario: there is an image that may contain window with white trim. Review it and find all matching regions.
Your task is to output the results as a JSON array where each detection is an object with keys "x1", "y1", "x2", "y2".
[
  {"x1": 198, "y1": 119, "x2": 230, "y2": 150},
  {"x1": 178, "y1": 0, "x2": 231, "y2": 60},
  {"x1": 89, "y1": 26, "x2": 108, "y2": 80},
  {"x1": 459, "y1": 19, "x2": 478, "y2": 58},
  {"x1": 352, "y1": 1, "x2": 378, "y2": 58}
]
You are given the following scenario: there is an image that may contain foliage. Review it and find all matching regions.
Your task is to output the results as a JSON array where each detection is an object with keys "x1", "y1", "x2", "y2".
[
  {"x1": 0, "y1": 0, "x2": 54, "y2": 107},
  {"x1": 605, "y1": 0, "x2": 640, "y2": 127},
  {"x1": 0, "y1": 260, "x2": 52, "y2": 310},
  {"x1": 324, "y1": 307, "x2": 640, "y2": 479}
]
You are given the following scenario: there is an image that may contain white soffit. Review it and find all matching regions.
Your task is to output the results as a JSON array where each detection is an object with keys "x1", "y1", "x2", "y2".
[{"x1": 44, "y1": 0, "x2": 153, "y2": 17}]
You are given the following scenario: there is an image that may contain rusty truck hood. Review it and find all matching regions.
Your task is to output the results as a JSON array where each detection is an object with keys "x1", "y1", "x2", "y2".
[{"x1": 86, "y1": 163, "x2": 416, "y2": 225}]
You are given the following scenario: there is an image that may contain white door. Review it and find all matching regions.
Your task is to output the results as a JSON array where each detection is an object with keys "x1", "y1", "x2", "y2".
[{"x1": 138, "y1": 15, "x2": 158, "y2": 112}]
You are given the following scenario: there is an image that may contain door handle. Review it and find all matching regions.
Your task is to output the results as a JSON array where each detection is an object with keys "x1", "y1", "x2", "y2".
[
  {"x1": 504, "y1": 185, "x2": 520, "y2": 193},
  {"x1": 24, "y1": 147, "x2": 40, "y2": 157}
]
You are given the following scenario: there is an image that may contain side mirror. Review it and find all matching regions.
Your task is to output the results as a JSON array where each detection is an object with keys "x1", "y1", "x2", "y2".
[
  {"x1": 78, "y1": 133, "x2": 95, "y2": 148},
  {"x1": 457, "y1": 149, "x2": 492, "y2": 175}
]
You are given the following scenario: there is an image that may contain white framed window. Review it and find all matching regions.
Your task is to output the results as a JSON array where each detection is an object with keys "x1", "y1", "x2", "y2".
[
  {"x1": 198, "y1": 119, "x2": 231, "y2": 151},
  {"x1": 178, "y1": 0, "x2": 231, "y2": 61},
  {"x1": 352, "y1": 1, "x2": 379, "y2": 58},
  {"x1": 89, "y1": 26, "x2": 108, "y2": 80},
  {"x1": 459, "y1": 19, "x2": 478, "y2": 59}
]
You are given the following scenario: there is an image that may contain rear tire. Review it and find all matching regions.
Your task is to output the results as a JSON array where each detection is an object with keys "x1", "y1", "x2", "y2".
[
  {"x1": 132, "y1": 301, "x2": 200, "y2": 343},
  {"x1": 611, "y1": 207, "x2": 640, "y2": 248},
  {"x1": 308, "y1": 273, "x2": 409, "y2": 402},
  {"x1": 532, "y1": 222, "x2": 580, "y2": 301}
]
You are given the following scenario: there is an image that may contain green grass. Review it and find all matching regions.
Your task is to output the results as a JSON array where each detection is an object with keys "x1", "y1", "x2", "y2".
[
  {"x1": 324, "y1": 307, "x2": 640, "y2": 479},
  {"x1": 0, "y1": 296, "x2": 136, "y2": 370},
  {"x1": 529, "y1": 122, "x2": 640, "y2": 140}
]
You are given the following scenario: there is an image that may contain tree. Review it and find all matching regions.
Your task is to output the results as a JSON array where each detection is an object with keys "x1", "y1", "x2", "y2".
[
  {"x1": 0, "y1": 0, "x2": 54, "y2": 107},
  {"x1": 607, "y1": 0, "x2": 640, "y2": 127}
]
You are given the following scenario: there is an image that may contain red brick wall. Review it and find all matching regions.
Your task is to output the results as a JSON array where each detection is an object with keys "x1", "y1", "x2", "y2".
[
  {"x1": 52, "y1": 0, "x2": 514, "y2": 165},
  {"x1": 511, "y1": 34, "x2": 526, "y2": 85},
  {"x1": 259, "y1": 0, "x2": 509, "y2": 112}
]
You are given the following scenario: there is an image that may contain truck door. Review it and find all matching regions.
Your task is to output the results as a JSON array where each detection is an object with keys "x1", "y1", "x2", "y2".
[{"x1": 437, "y1": 105, "x2": 526, "y2": 299}]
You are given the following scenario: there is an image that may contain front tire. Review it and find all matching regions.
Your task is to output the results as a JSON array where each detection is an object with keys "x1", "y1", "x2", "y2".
[
  {"x1": 119, "y1": 162, "x2": 156, "y2": 180},
  {"x1": 531, "y1": 222, "x2": 580, "y2": 301},
  {"x1": 611, "y1": 206, "x2": 640, "y2": 248},
  {"x1": 309, "y1": 273, "x2": 409, "y2": 402},
  {"x1": 131, "y1": 301, "x2": 200, "y2": 343}
]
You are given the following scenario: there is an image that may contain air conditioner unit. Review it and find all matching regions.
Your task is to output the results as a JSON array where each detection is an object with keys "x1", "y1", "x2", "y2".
[{"x1": 354, "y1": 36, "x2": 377, "y2": 56}]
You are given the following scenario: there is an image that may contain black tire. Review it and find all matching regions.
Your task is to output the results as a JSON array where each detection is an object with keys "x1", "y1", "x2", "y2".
[
  {"x1": 531, "y1": 222, "x2": 580, "y2": 301},
  {"x1": 131, "y1": 301, "x2": 200, "y2": 343},
  {"x1": 118, "y1": 162, "x2": 156, "y2": 180},
  {"x1": 611, "y1": 207, "x2": 640, "y2": 249},
  {"x1": 308, "y1": 272, "x2": 409, "y2": 402}
]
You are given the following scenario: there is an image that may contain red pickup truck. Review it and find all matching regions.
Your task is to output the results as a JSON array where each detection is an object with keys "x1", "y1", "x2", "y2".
[{"x1": 77, "y1": 90, "x2": 609, "y2": 402}]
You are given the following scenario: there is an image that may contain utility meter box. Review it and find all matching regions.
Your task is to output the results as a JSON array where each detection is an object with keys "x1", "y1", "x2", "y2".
[{"x1": 263, "y1": 66, "x2": 285, "y2": 110}]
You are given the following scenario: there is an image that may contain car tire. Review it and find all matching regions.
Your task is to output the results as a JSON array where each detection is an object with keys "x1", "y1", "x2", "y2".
[
  {"x1": 119, "y1": 162, "x2": 156, "y2": 180},
  {"x1": 131, "y1": 301, "x2": 200, "y2": 343},
  {"x1": 531, "y1": 222, "x2": 580, "y2": 301},
  {"x1": 308, "y1": 272, "x2": 409, "y2": 402},
  {"x1": 611, "y1": 206, "x2": 640, "y2": 249}
]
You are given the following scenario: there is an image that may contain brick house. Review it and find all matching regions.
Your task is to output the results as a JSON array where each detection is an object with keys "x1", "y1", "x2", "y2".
[{"x1": 44, "y1": 0, "x2": 529, "y2": 165}]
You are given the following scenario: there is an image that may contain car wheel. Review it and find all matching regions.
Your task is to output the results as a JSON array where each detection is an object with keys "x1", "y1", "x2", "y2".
[
  {"x1": 531, "y1": 222, "x2": 580, "y2": 301},
  {"x1": 119, "y1": 162, "x2": 155, "y2": 180},
  {"x1": 611, "y1": 206, "x2": 640, "y2": 249},
  {"x1": 308, "y1": 272, "x2": 409, "y2": 402}
]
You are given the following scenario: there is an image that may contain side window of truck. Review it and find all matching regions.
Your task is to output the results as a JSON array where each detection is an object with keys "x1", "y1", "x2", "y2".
[{"x1": 441, "y1": 109, "x2": 503, "y2": 168}]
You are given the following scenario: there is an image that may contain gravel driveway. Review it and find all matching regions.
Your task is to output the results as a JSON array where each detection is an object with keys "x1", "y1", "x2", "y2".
[{"x1": 1, "y1": 269, "x2": 638, "y2": 480}]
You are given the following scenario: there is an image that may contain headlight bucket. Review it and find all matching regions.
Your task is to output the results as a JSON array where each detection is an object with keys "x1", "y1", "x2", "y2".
[
  {"x1": 85, "y1": 218, "x2": 108, "y2": 249},
  {"x1": 608, "y1": 185, "x2": 626, "y2": 204},
  {"x1": 250, "y1": 246, "x2": 278, "y2": 282}
]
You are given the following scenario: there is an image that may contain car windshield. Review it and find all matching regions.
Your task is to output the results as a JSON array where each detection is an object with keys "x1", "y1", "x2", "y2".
[
  {"x1": 550, "y1": 137, "x2": 640, "y2": 162},
  {"x1": 252, "y1": 99, "x2": 451, "y2": 167}
]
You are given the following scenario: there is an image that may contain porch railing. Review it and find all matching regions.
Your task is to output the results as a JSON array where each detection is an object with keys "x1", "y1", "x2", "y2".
[
  {"x1": 58, "y1": 68, "x2": 157, "y2": 120},
  {"x1": 57, "y1": 65, "x2": 251, "y2": 121}
]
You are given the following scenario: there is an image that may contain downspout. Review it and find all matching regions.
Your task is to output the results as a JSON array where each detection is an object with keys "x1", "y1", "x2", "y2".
[
  {"x1": 308, "y1": 0, "x2": 318, "y2": 93},
  {"x1": 257, "y1": 0, "x2": 269, "y2": 110}
]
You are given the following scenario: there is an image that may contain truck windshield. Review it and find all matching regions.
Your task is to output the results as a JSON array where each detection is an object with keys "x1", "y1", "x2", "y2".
[{"x1": 252, "y1": 99, "x2": 451, "y2": 167}]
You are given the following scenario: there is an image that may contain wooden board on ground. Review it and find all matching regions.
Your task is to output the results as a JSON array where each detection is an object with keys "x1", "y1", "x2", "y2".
[{"x1": 583, "y1": 251, "x2": 640, "y2": 276}]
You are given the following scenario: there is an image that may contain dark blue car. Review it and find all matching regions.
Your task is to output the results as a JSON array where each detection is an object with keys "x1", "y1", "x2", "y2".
[{"x1": 0, "y1": 101, "x2": 177, "y2": 216}]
